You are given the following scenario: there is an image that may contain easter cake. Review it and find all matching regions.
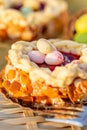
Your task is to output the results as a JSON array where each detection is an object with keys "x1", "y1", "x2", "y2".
[
  {"x1": 1, "y1": 38, "x2": 87, "y2": 107},
  {"x1": 0, "y1": 0, "x2": 68, "y2": 42},
  {"x1": 64, "y1": 9, "x2": 87, "y2": 44}
]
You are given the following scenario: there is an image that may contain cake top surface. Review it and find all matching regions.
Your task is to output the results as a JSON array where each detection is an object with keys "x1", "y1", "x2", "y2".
[{"x1": 7, "y1": 39, "x2": 87, "y2": 88}]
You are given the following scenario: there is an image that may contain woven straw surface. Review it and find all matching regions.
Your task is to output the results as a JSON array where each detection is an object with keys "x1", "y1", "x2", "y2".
[{"x1": 0, "y1": 93, "x2": 87, "y2": 130}]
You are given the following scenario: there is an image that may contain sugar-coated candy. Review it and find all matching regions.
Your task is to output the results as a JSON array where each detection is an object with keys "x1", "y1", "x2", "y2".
[
  {"x1": 45, "y1": 51, "x2": 64, "y2": 65},
  {"x1": 75, "y1": 14, "x2": 87, "y2": 33},
  {"x1": 73, "y1": 33, "x2": 87, "y2": 43},
  {"x1": 37, "y1": 38, "x2": 53, "y2": 54},
  {"x1": 28, "y1": 50, "x2": 45, "y2": 64}
]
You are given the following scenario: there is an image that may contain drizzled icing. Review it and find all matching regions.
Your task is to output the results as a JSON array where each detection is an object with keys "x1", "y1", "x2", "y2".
[{"x1": 8, "y1": 39, "x2": 87, "y2": 88}]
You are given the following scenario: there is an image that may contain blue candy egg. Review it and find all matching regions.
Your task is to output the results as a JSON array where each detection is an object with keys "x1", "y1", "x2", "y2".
[{"x1": 20, "y1": 7, "x2": 33, "y2": 15}]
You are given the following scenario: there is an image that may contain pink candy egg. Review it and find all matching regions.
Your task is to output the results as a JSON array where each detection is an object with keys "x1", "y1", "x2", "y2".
[
  {"x1": 45, "y1": 51, "x2": 64, "y2": 65},
  {"x1": 28, "y1": 50, "x2": 45, "y2": 64}
]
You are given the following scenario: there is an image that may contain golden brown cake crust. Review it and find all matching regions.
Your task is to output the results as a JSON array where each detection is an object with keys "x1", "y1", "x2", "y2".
[
  {"x1": 1, "y1": 39, "x2": 87, "y2": 107},
  {"x1": 8, "y1": 39, "x2": 87, "y2": 88}
]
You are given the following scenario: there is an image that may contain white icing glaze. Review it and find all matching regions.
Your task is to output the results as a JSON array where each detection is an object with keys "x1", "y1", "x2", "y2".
[{"x1": 8, "y1": 39, "x2": 87, "y2": 88}]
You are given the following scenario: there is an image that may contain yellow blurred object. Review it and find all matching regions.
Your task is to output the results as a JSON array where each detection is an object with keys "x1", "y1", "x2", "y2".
[{"x1": 75, "y1": 14, "x2": 87, "y2": 33}]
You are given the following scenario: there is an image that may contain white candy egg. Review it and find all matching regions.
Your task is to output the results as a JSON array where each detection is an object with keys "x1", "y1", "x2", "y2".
[
  {"x1": 37, "y1": 38, "x2": 52, "y2": 54},
  {"x1": 45, "y1": 51, "x2": 64, "y2": 65},
  {"x1": 28, "y1": 50, "x2": 45, "y2": 64}
]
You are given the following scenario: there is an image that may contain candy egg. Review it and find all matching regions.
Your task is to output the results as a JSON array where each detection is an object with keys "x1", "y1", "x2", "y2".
[
  {"x1": 28, "y1": 50, "x2": 45, "y2": 64},
  {"x1": 20, "y1": 7, "x2": 33, "y2": 15},
  {"x1": 75, "y1": 14, "x2": 87, "y2": 33},
  {"x1": 73, "y1": 33, "x2": 87, "y2": 43},
  {"x1": 45, "y1": 51, "x2": 64, "y2": 65},
  {"x1": 37, "y1": 38, "x2": 53, "y2": 54}
]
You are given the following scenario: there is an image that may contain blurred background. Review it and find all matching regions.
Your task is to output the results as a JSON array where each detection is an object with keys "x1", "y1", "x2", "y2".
[{"x1": 67, "y1": 0, "x2": 87, "y2": 13}]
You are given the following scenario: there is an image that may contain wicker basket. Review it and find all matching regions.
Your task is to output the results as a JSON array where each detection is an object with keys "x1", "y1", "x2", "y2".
[
  {"x1": 63, "y1": 9, "x2": 87, "y2": 40},
  {"x1": 0, "y1": 93, "x2": 87, "y2": 130}
]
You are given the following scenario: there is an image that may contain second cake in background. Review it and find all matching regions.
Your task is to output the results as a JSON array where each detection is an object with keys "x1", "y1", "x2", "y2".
[{"x1": 0, "y1": 0, "x2": 68, "y2": 42}]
